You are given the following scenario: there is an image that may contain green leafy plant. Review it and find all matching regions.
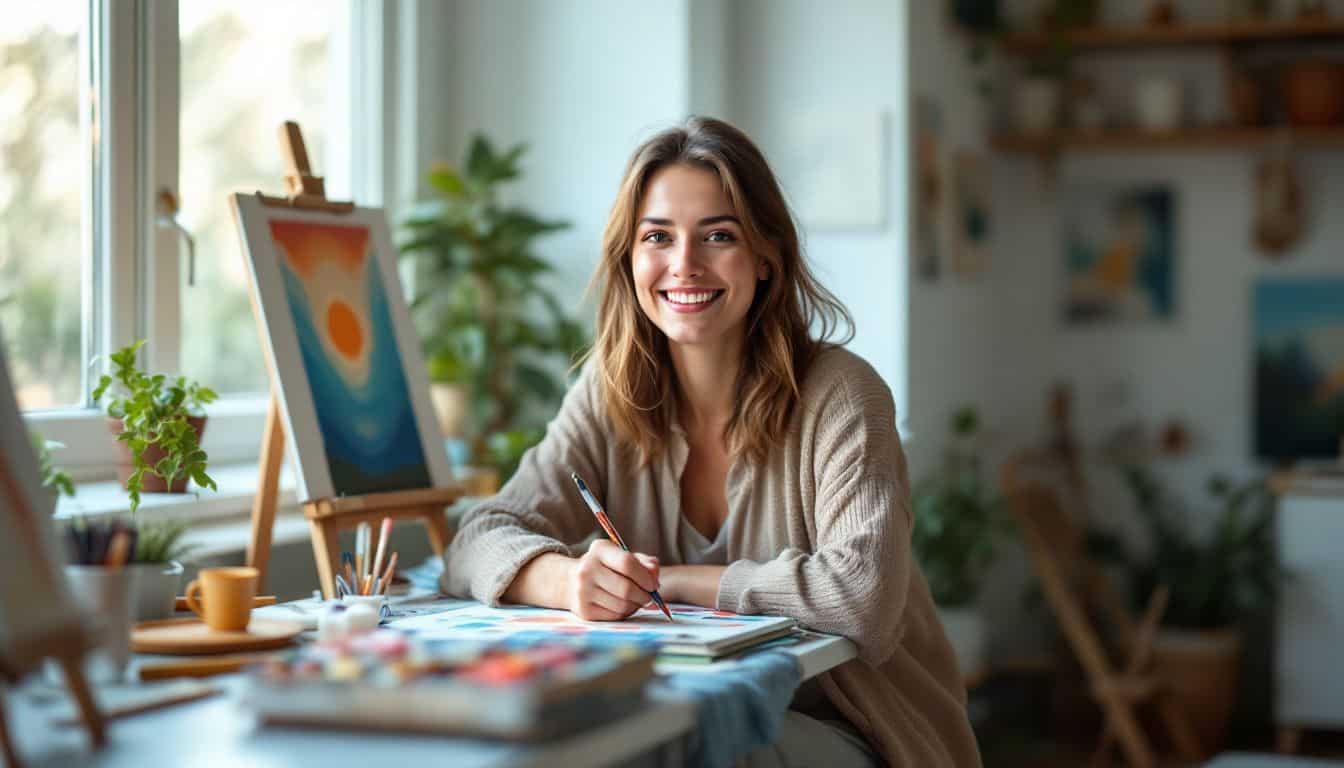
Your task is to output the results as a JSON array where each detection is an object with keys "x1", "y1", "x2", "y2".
[
  {"x1": 912, "y1": 406, "x2": 1009, "y2": 607},
  {"x1": 1121, "y1": 465, "x2": 1283, "y2": 630},
  {"x1": 133, "y1": 519, "x2": 197, "y2": 564},
  {"x1": 400, "y1": 136, "x2": 587, "y2": 476},
  {"x1": 92, "y1": 339, "x2": 217, "y2": 513},
  {"x1": 30, "y1": 431, "x2": 75, "y2": 499}
]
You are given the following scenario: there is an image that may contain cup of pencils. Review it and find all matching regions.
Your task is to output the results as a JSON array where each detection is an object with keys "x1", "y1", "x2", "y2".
[
  {"x1": 337, "y1": 517, "x2": 399, "y2": 602},
  {"x1": 63, "y1": 518, "x2": 136, "y2": 683}
]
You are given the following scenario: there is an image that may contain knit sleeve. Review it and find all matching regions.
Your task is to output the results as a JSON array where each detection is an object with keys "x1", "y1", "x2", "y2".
[
  {"x1": 716, "y1": 363, "x2": 913, "y2": 667},
  {"x1": 441, "y1": 366, "x2": 606, "y2": 605}
]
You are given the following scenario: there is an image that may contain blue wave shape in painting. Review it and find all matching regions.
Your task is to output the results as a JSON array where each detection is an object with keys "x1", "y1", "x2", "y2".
[{"x1": 281, "y1": 251, "x2": 432, "y2": 496}]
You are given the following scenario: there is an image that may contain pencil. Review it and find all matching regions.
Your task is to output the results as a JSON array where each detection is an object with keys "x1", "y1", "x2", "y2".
[
  {"x1": 569, "y1": 471, "x2": 674, "y2": 622},
  {"x1": 105, "y1": 529, "x2": 131, "y2": 569},
  {"x1": 376, "y1": 551, "x2": 398, "y2": 596},
  {"x1": 371, "y1": 517, "x2": 392, "y2": 590}
]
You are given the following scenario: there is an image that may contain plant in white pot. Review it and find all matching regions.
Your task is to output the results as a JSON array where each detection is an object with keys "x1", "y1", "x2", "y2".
[
  {"x1": 1120, "y1": 465, "x2": 1282, "y2": 755},
  {"x1": 126, "y1": 519, "x2": 197, "y2": 621},
  {"x1": 912, "y1": 405, "x2": 1007, "y2": 679}
]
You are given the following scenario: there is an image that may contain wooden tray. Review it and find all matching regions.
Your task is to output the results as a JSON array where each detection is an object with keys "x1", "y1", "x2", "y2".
[{"x1": 132, "y1": 617, "x2": 303, "y2": 655}]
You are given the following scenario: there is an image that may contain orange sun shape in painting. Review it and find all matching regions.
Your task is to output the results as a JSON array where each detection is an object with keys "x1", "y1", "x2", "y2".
[{"x1": 269, "y1": 220, "x2": 375, "y2": 389}]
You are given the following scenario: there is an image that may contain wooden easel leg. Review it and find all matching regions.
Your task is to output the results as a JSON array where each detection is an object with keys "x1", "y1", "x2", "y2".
[
  {"x1": 247, "y1": 396, "x2": 285, "y2": 592},
  {"x1": 1098, "y1": 697, "x2": 1154, "y2": 768},
  {"x1": 308, "y1": 518, "x2": 341, "y2": 599},
  {"x1": 1277, "y1": 726, "x2": 1302, "y2": 754},
  {"x1": 0, "y1": 690, "x2": 21, "y2": 768},
  {"x1": 54, "y1": 653, "x2": 105, "y2": 748},
  {"x1": 1156, "y1": 696, "x2": 1203, "y2": 760},
  {"x1": 422, "y1": 509, "x2": 452, "y2": 556}
]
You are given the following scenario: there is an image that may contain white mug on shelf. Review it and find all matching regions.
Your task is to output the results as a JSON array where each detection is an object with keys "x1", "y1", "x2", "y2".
[{"x1": 1134, "y1": 77, "x2": 1184, "y2": 132}]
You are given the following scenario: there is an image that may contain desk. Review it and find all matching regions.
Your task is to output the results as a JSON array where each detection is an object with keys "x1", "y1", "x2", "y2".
[
  {"x1": 6, "y1": 675, "x2": 694, "y2": 768},
  {"x1": 6, "y1": 599, "x2": 857, "y2": 767}
]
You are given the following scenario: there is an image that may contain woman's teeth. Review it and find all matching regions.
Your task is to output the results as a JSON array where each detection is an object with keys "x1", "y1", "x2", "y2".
[{"x1": 663, "y1": 290, "x2": 719, "y2": 305}]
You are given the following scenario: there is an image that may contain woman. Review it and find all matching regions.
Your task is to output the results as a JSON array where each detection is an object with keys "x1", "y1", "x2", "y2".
[{"x1": 444, "y1": 117, "x2": 979, "y2": 767}]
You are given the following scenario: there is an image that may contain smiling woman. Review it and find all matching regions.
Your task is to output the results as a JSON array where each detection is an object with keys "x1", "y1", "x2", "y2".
[{"x1": 444, "y1": 117, "x2": 981, "y2": 767}]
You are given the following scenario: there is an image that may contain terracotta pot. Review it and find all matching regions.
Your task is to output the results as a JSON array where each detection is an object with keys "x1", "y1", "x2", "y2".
[
  {"x1": 107, "y1": 415, "x2": 208, "y2": 493},
  {"x1": 1150, "y1": 628, "x2": 1242, "y2": 757},
  {"x1": 1226, "y1": 73, "x2": 1264, "y2": 126},
  {"x1": 1282, "y1": 61, "x2": 1344, "y2": 128}
]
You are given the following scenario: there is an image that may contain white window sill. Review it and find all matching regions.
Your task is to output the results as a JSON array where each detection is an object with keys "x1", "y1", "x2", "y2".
[{"x1": 53, "y1": 462, "x2": 311, "y2": 559}]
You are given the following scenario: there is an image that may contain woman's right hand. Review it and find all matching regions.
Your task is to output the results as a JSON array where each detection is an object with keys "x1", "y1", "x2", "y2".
[{"x1": 566, "y1": 538, "x2": 660, "y2": 621}]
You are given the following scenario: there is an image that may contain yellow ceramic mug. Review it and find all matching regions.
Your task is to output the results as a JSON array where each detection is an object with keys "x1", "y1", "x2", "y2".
[{"x1": 184, "y1": 567, "x2": 257, "y2": 632}]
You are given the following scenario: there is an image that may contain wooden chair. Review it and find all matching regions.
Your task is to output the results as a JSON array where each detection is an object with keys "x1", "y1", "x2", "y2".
[{"x1": 1000, "y1": 463, "x2": 1204, "y2": 768}]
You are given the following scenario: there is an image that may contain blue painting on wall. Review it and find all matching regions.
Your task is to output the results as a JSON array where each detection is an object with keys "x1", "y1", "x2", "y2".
[{"x1": 1254, "y1": 279, "x2": 1344, "y2": 461}]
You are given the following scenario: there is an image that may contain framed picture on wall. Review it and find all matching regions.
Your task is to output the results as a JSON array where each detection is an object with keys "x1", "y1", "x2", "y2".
[
  {"x1": 1061, "y1": 183, "x2": 1176, "y2": 325},
  {"x1": 1254, "y1": 278, "x2": 1344, "y2": 461},
  {"x1": 230, "y1": 195, "x2": 453, "y2": 501}
]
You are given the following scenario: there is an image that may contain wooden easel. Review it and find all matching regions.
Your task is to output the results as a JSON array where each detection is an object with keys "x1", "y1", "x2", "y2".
[
  {"x1": 1, "y1": 624, "x2": 107, "y2": 767},
  {"x1": 244, "y1": 121, "x2": 463, "y2": 598}
]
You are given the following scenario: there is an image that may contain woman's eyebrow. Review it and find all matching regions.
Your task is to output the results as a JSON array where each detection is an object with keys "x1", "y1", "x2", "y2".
[{"x1": 637, "y1": 214, "x2": 741, "y2": 227}]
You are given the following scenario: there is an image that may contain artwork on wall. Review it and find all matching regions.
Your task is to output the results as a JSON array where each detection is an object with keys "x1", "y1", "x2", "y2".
[
  {"x1": 767, "y1": 109, "x2": 886, "y2": 232},
  {"x1": 231, "y1": 196, "x2": 452, "y2": 501},
  {"x1": 951, "y1": 151, "x2": 991, "y2": 277},
  {"x1": 1254, "y1": 279, "x2": 1344, "y2": 461},
  {"x1": 914, "y1": 96, "x2": 944, "y2": 280},
  {"x1": 1061, "y1": 184, "x2": 1176, "y2": 325}
]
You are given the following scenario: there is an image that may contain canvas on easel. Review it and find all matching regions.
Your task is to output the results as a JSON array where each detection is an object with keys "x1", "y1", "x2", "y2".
[
  {"x1": 232, "y1": 122, "x2": 462, "y2": 599},
  {"x1": 0, "y1": 324, "x2": 106, "y2": 759},
  {"x1": 231, "y1": 196, "x2": 452, "y2": 501}
]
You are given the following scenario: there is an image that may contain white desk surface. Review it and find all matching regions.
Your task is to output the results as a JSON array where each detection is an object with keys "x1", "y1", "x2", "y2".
[{"x1": 6, "y1": 597, "x2": 856, "y2": 767}]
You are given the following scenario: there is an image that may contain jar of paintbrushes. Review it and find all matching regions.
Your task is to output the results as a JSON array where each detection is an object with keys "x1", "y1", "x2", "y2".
[{"x1": 61, "y1": 518, "x2": 135, "y2": 682}]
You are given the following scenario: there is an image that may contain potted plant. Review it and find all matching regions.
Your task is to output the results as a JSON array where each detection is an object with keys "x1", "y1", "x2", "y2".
[
  {"x1": 92, "y1": 339, "x2": 217, "y2": 513},
  {"x1": 1012, "y1": 0, "x2": 1101, "y2": 135},
  {"x1": 912, "y1": 405, "x2": 1007, "y2": 678},
  {"x1": 1121, "y1": 465, "x2": 1282, "y2": 753},
  {"x1": 127, "y1": 519, "x2": 196, "y2": 621},
  {"x1": 31, "y1": 430, "x2": 75, "y2": 509},
  {"x1": 400, "y1": 136, "x2": 588, "y2": 481}
]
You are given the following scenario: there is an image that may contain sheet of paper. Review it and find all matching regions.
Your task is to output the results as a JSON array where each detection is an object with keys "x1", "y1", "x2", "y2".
[{"x1": 388, "y1": 602, "x2": 793, "y2": 652}]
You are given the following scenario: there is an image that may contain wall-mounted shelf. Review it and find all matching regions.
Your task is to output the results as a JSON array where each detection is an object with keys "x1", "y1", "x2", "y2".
[
  {"x1": 993, "y1": 126, "x2": 1344, "y2": 153},
  {"x1": 1001, "y1": 17, "x2": 1344, "y2": 52}
]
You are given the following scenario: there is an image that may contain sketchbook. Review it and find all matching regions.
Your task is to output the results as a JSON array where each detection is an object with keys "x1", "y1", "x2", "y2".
[{"x1": 389, "y1": 602, "x2": 796, "y2": 659}]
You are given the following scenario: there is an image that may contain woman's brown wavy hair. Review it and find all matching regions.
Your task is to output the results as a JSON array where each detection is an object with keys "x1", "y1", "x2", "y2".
[{"x1": 583, "y1": 116, "x2": 854, "y2": 466}]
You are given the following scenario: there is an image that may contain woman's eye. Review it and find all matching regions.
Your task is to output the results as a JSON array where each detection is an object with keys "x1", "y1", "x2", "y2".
[
  {"x1": 641, "y1": 231, "x2": 669, "y2": 244},
  {"x1": 706, "y1": 230, "x2": 735, "y2": 243}
]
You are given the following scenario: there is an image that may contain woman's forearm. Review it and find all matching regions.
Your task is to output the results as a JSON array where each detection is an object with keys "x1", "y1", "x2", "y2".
[
  {"x1": 660, "y1": 565, "x2": 726, "y2": 608},
  {"x1": 501, "y1": 552, "x2": 575, "y2": 609}
]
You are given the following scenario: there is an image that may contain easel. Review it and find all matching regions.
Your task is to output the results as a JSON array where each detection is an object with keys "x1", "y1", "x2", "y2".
[
  {"x1": 244, "y1": 121, "x2": 463, "y2": 598},
  {"x1": 0, "y1": 461, "x2": 105, "y2": 766}
]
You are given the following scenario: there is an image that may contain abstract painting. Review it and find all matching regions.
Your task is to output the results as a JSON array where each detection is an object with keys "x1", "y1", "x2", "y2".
[
  {"x1": 1254, "y1": 279, "x2": 1344, "y2": 461},
  {"x1": 232, "y1": 197, "x2": 451, "y2": 500},
  {"x1": 1062, "y1": 184, "x2": 1176, "y2": 325}
]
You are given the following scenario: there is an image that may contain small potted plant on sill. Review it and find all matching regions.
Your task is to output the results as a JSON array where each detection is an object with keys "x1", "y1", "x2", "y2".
[
  {"x1": 92, "y1": 339, "x2": 218, "y2": 513},
  {"x1": 911, "y1": 405, "x2": 1009, "y2": 679},
  {"x1": 31, "y1": 430, "x2": 76, "y2": 511}
]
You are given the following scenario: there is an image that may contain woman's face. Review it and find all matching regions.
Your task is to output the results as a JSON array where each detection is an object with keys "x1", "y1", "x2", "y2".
[{"x1": 631, "y1": 164, "x2": 767, "y2": 352}]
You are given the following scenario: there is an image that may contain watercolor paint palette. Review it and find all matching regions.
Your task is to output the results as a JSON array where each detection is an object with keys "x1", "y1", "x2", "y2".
[
  {"x1": 389, "y1": 602, "x2": 795, "y2": 659},
  {"x1": 243, "y1": 631, "x2": 654, "y2": 739}
]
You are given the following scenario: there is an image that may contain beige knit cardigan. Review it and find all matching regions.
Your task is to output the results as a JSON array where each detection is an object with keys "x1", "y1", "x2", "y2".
[{"x1": 443, "y1": 346, "x2": 981, "y2": 766}]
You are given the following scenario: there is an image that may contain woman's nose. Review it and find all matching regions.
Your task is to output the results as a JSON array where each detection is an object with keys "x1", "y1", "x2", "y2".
[{"x1": 669, "y1": 240, "x2": 703, "y2": 278}]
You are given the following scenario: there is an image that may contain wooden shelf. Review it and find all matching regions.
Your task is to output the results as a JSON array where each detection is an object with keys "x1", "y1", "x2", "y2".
[
  {"x1": 1001, "y1": 17, "x2": 1344, "y2": 52},
  {"x1": 992, "y1": 126, "x2": 1344, "y2": 152}
]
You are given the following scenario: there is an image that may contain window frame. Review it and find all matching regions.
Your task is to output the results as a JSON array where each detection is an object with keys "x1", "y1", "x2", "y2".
[{"x1": 24, "y1": 0, "x2": 409, "y2": 485}]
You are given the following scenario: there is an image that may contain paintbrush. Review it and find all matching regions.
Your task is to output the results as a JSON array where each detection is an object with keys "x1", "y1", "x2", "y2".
[{"x1": 570, "y1": 471, "x2": 673, "y2": 622}]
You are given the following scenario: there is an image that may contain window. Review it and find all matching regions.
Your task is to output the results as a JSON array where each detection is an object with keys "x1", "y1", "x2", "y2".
[
  {"x1": 178, "y1": 2, "x2": 339, "y2": 396},
  {"x1": 0, "y1": 4, "x2": 90, "y2": 411},
  {"x1": 11, "y1": 1, "x2": 402, "y2": 479}
]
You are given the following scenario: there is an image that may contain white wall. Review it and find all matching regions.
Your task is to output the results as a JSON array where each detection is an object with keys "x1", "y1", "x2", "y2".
[{"x1": 418, "y1": 0, "x2": 693, "y2": 316}]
